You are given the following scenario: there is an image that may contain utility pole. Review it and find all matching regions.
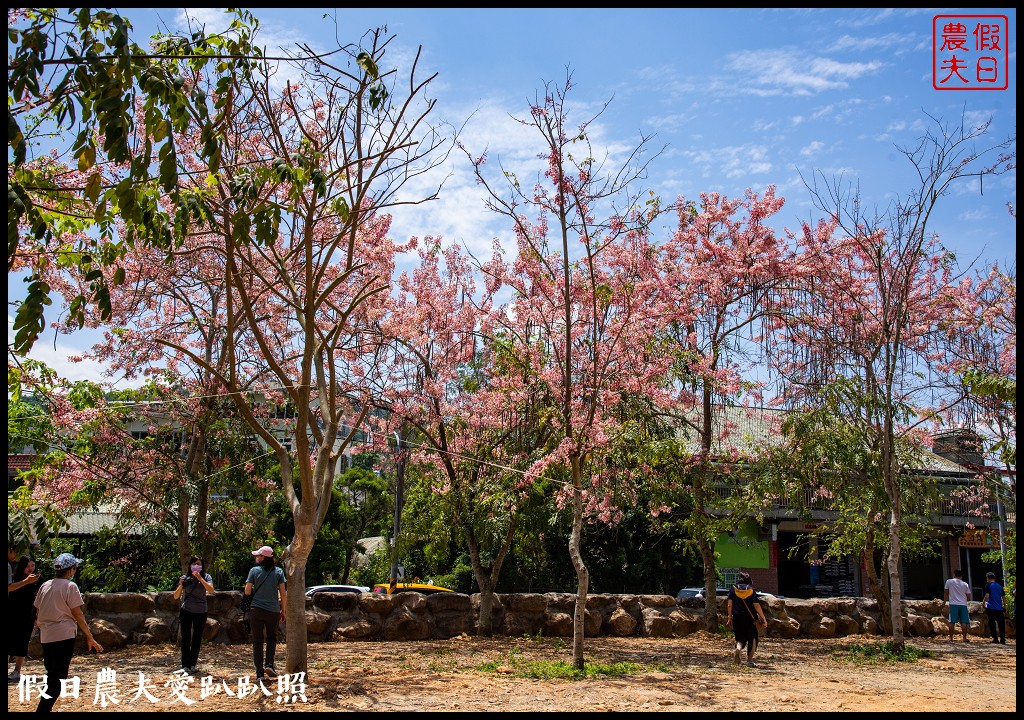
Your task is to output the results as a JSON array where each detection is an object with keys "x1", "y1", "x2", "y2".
[
  {"x1": 388, "y1": 427, "x2": 407, "y2": 592},
  {"x1": 995, "y1": 490, "x2": 1007, "y2": 583}
]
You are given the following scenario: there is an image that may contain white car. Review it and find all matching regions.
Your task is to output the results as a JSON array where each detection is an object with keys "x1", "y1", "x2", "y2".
[
  {"x1": 676, "y1": 586, "x2": 720, "y2": 600},
  {"x1": 682, "y1": 587, "x2": 780, "y2": 600},
  {"x1": 305, "y1": 584, "x2": 369, "y2": 598}
]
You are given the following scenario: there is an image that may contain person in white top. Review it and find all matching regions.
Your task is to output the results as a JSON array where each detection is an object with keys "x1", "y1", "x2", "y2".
[{"x1": 943, "y1": 567, "x2": 972, "y2": 642}]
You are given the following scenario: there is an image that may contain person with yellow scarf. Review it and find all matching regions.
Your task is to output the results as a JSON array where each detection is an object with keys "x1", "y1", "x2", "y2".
[{"x1": 726, "y1": 571, "x2": 768, "y2": 666}]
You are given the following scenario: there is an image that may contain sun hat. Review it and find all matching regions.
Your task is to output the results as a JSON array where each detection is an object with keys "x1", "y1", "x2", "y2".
[
  {"x1": 53, "y1": 552, "x2": 82, "y2": 570},
  {"x1": 251, "y1": 546, "x2": 274, "y2": 558}
]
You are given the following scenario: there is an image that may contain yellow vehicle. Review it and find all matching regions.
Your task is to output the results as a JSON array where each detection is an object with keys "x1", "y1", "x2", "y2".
[{"x1": 372, "y1": 582, "x2": 454, "y2": 596}]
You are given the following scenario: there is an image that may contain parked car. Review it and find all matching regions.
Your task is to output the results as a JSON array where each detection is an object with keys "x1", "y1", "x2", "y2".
[
  {"x1": 678, "y1": 587, "x2": 780, "y2": 600},
  {"x1": 371, "y1": 582, "x2": 454, "y2": 596},
  {"x1": 701, "y1": 588, "x2": 781, "y2": 600},
  {"x1": 305, "y1": 584, "x2": 370, "y2": 598}
]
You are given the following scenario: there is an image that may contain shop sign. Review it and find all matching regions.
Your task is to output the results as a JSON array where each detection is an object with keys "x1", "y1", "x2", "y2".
[{"x1": 958, "y1": 529, "x2": 997, "y2": 548}]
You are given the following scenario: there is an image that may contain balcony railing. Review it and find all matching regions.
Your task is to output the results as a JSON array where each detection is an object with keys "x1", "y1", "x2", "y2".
[{"x1": 709, "y1": 483, "x2": 1014, "y2": 527}]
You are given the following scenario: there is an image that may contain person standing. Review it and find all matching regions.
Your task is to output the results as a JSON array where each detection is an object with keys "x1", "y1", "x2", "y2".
[
  {"x1": 8, "y1": 554, "x2": 41, "y2": 683},
  {"x1": 7, "y1": 543, "x2": 20, "y2": 681},
  {"x1": 243, "y1": 546, "x2": 287, "y2": 681},
  {"x1": 725, "y1": 571, "x2": 768, "y2": 666},
  {"x1": 7, "y1": 544, "x2": 17, "y2": 585},
  {"x1": 981, "y1": 571, "x2": 1006, "y2": 644},
  {"x1": 33, "y1": 553, "x2": 103, "y2": 712},
  {"x1": 172, "y1": 555, "x2": 215, "y2": 675},
  {"x1": 943, "y1": 567, "x2": 972, "y2": 642}
]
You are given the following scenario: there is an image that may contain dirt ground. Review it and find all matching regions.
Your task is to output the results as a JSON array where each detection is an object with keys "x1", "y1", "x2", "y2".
[{"x1": 8, "y1": 632, "x2": 1015, "y2": 712}]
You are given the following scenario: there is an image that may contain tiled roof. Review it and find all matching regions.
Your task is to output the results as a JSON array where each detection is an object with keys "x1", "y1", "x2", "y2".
[
  {"x1": 675, "y1": 406, "x2": 975, "y2": 475},
  {"x1": 8, "y1": 454, "x2": 35, "y2": 470}
]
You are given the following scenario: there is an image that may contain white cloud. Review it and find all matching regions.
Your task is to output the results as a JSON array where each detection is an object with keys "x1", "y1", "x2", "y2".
[
  {"x1": 812, "y1": 105, "x2": 835, "y2": 120},
  {"x1": 830, "y1": 32, "x2": 909, "y2": 53},
  {"x1": 174, "y1": 8, "x2": 233, "y2": 35},
  {"x1": 646, "y1": 113, "x2": 696, "y2": 131},
  {"x1": 800, "y1": 141, "x2": 825, "y2": 157},
  {"x1": 683, "y1": 144, "x2": 773, "y2": 181},
  {"x1": 727, "y1": 50, "x2": 884, "y2": 95},
  {"x1": 8, "y1": 312, "x2": 144, "y2": 389},
  {"x1": 750, "y1": 119, "x2": 776, "y2": 133},
  {"x1": 959, "y1": 208, "x2": 990, "y2": 222},
  {"x1": 387, "y1": 94, "x2": 656, "y2": 266},
  {"x1": 385, "y1": 99, "x2": 542, "y2": 264}
]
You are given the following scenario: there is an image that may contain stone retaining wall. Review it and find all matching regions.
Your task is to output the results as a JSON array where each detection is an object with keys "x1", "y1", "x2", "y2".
[{"x1": 31, "y1": 591, "x2": 1015, "y2": 655}]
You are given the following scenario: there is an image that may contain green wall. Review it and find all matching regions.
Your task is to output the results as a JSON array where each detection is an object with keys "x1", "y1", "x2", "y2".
[{"x1": 717, "y1": 521, "x2": 769, "y2": 568}]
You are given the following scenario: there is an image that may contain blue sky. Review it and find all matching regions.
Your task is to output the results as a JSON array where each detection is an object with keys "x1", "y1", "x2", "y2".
[{"x1": 11, "y1": 8, "x2": 1017, "y2": 385}]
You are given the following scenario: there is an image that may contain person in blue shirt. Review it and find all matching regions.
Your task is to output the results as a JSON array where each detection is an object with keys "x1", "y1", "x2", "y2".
[
  {"x1": 243, "y1": 545, "x2": 287, "y2": 680},
  {"x1": 981, "y1": 571, "x2": 1005, "y2": 644}
]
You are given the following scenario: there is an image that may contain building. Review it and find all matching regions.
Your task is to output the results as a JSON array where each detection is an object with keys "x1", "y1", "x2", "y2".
[{"x1": 681, "y1": 406, "x2": 1014, "y2": 599}]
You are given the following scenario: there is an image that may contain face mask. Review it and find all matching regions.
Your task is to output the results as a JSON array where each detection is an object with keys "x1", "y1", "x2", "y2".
[{"x1": 190, "y1": 565, "x2": 202, "y2": 574}]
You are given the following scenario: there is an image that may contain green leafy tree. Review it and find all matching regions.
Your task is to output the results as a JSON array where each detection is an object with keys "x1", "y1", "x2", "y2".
[
  {"x1": 763, "y1": 382, "x2": 943, "y2": 627},
  {"x1": 334, "y1": 467, "x2": 392, "y2": 583},
  {"x1": 7, "y1": 486, "x2": 67, "y2": 558},
  {"x1": 781, "y1": 114, "x2": 1014, "y2": 650},
  {"x1": 271, "y1": 467, "x2": 391, "y2": 586},
  {"x1": 9, "y1": 8, "x2": 267, "y2": 354}
]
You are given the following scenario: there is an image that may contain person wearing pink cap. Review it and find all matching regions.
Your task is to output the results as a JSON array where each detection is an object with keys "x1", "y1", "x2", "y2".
[{"x1": 243, "y1": 545, "x2": 287, "y2": 680}]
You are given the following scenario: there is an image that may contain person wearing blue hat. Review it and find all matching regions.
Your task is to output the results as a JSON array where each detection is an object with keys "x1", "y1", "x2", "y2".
[{"x1": 32, "y1": 553, "x2": 103, "y2": 712}]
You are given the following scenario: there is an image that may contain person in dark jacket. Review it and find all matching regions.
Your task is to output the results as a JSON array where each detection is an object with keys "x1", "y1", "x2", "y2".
[
  {"x1": 726, "y1": 571, "x2": 768, "y2": 666},
  {"x1": 8, "y1": 554, "x2": 41, "y2": 683}
]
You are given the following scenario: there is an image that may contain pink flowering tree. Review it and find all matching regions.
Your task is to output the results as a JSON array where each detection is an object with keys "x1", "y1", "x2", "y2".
[
  {"x1": 31, "y1": 193, "x2": 272, "y2": 574},
  {"x1": 18, "y1": 370, "x2": 273, "y2": 578},
  {"x1": 940, "y1": 264, "x2": 1016, "y2": 577},
  {"x1": 943, "y1": 264, "x2": 1016, "y2": 473},
  {"x1": 377, "y1": 240, "x2": 552, "y2": 635},
  {"x1": 166, "y1": 28, "x2": 446, "y2": 673},
  {"x1": 651, "y1": 187, "x2": 795, "y2": 629},
  {"x1": 774, "y1": 115, "x2": 1014, "y2": 649},
  {"x1": 466, "y1": 74, "x2": 671, "y2": 669},
  {"x1": 21, "y1": 26, "x2": 447, "y2": 674}
]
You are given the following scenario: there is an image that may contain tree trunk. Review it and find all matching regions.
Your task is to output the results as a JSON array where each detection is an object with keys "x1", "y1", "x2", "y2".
[
  {"x1": 341, "y1": 550, "x2": 353, "y2": 585},
  {"x1": 699, "y1": 537, "x2": 719, "y2": 630},
  {"x1": 465, "y1": 504, "x2": 518, "y2": 637},
  {"x1": 569, "y1": 456, "x2": 589, "y2": 672},
  {"x1": 284, "y1": 529, "x2": 314, "y2": 675},
  {"x1": 177, "y1": 495, "x2": 191, "y2": 573},
  {"x1": 466, "y1": 530, "x2": 496, "y2": 637},
  {"x1": 861, "y1": 512, "x2": 892, "y2": 634},
  {"x1": 886, "y1": 511, "x2": 904, "y2": 650},
  {"x1": 881, "y1": 422, "x2": 905, "y2": 651},
  {"x1": 879, "y1": 557, "x2": 894, "y2": 632}
]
